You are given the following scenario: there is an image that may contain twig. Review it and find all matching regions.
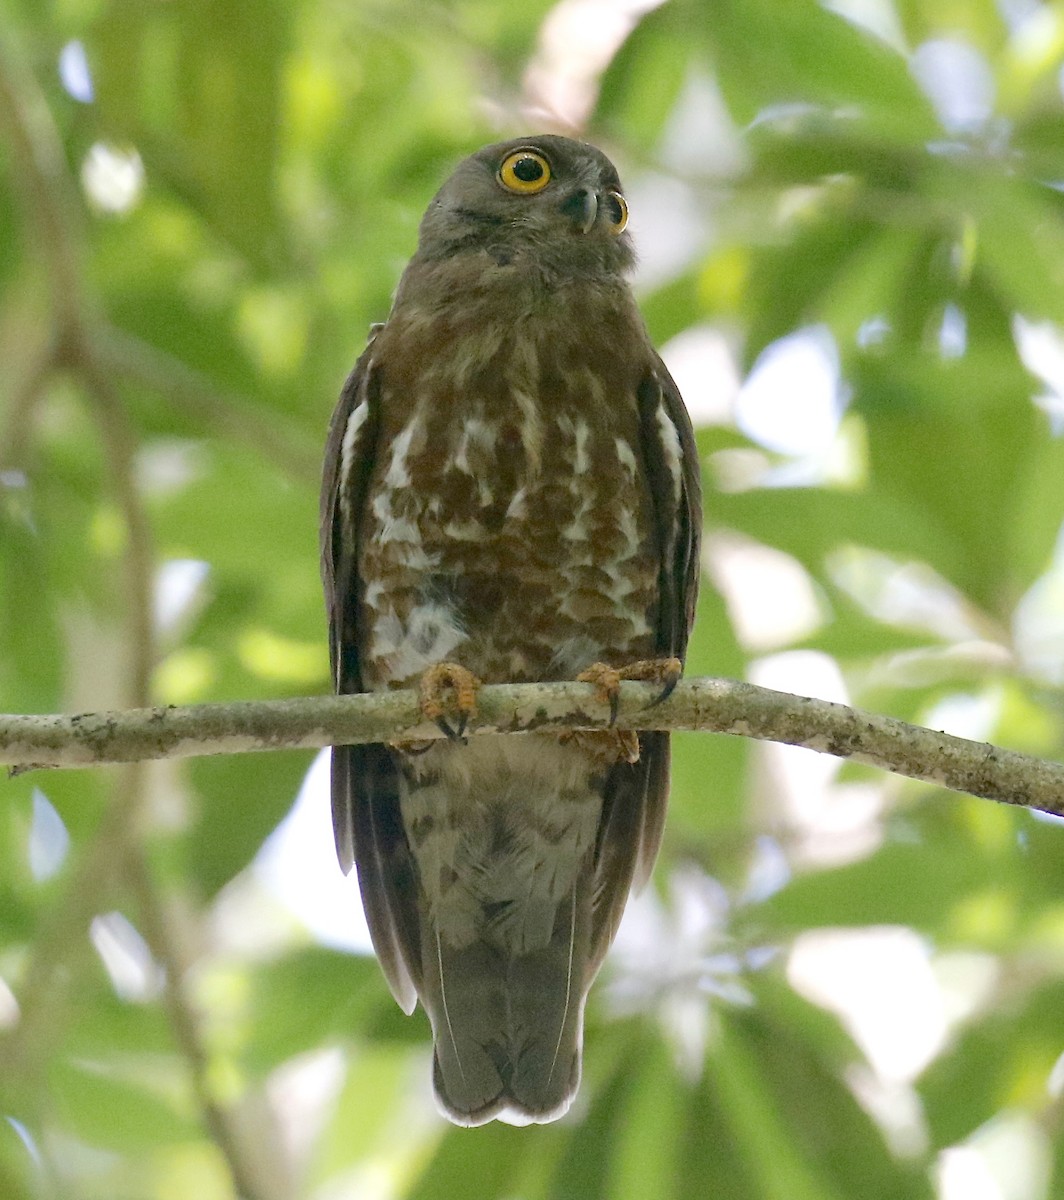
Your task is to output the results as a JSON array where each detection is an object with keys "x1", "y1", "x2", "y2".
[
  {"x1": 2, "y1": 677, "x2": 1062, "y2": 816},
  {"x1": 93, "y1": 325, "x2": 321, "y2": 482},
  {"x1": 78, "y1": 354, "x2": 155, "y2": 700},
  {"x1": 123, "y1": 849, "x2": 291, "y2": 1200},
  {"x1": 0, "y1": 33, "x2": 87, "y2": 336},
  {"x1": 84, "y1": 335, "x2": 282, "y2": 1200},
  {"x1": 0, "y1": 344, "x2": 56, "y2": 472},
  {"x1": 0, "y1": 36, "x2": 317, "y2": 491},
  {"x1": 0, "y1": 40, "x2": 285, "y2": 1197}
]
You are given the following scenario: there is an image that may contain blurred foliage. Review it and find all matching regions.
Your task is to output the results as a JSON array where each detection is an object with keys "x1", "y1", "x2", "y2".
[{"x1": 2, "y1": 0, "x2": 1064, "y2": 1197}]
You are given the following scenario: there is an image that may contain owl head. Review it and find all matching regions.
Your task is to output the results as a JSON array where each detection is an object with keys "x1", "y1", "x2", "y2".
[{"x1": 415, "y1": 134, "x2": 636, "y2": 281}]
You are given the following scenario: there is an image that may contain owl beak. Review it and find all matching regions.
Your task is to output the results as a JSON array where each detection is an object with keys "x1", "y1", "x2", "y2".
[{"x1": 560, "y1": 187, "x2": 599, "y2": 235}]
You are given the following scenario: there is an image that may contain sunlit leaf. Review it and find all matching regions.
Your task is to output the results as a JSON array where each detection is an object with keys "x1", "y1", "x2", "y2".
[
  {"x1": 919, "y1": 979, "x2": 1064, "y2": 1148},
  {"x1": 598, "y1": 2, "x2": 695, "y2": 151},
  {"x1": 703, "y1": 0, "x2": 938, "y2": 139},
  {"x1": 186, "y1": 750, "x2": 310, "y2": 895},
  {"x1": 242, "y1": 948, "x2": 383, "y2": 1074},
  {"x1": 49, "y1": 1059, "x2": 197, "y2": 1151}
]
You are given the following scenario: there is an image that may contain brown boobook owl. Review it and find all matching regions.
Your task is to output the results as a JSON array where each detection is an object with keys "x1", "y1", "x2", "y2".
[{"x1": 321, "y1": 135, "x2": 701, "y2": 1126}]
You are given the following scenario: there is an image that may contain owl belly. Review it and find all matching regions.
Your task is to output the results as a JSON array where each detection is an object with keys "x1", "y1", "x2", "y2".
[
  {"x1": 359, "y1": 409, "x2": 659, "y2": 689},
  {"x1": 401, "y1": 734, "x2": 601, "y2": 953}
]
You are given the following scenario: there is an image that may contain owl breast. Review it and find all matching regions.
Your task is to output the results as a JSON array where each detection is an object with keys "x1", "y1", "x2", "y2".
[{"x1": 358, "y1": 307, "x2": 660, "y2": 690}]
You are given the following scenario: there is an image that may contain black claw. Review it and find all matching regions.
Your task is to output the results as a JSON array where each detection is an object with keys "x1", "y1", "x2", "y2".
[
  {"x1": 652, "y1": 675, "x2": 680, "y2": 707},
  {"x1": 435, "y1": 716, "x2": 461, "y2": 742},
  {"x1": 608, "y1": 690, "x2": 620, "y2": 727}
]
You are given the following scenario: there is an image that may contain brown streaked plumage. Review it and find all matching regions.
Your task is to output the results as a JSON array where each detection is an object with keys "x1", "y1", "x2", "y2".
[{"x1": 321, "y1": 135, "x2": 701, "y2": 1126}]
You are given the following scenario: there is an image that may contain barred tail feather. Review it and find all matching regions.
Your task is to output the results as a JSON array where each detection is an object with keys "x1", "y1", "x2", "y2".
[{"x1": 422, "y1": 886, "x2": 591, "y2": 1127}]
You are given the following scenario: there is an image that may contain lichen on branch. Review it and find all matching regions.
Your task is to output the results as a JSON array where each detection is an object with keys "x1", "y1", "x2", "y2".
[{"x1": 3, "y1": 678, "x2": 1062, "y2": 818}]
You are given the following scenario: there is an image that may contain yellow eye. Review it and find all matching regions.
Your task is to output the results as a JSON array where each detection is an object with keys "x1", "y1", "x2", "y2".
[
  {"x1": 603, "y1": 190, "x2": 628, "y2": 234},
  {"x1": 498, "y1": 150, "x2": 552, "y2": 194}
]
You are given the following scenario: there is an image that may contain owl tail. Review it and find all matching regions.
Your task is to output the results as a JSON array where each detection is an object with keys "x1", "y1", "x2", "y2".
[{"x1": 420, "y1": 887, "x2": 592, "y2": 1127}]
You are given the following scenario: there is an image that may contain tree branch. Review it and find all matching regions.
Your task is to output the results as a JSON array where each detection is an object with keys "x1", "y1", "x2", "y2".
[{"x1": 3, "y1": 678, "x2": 1062, "y2": 816}]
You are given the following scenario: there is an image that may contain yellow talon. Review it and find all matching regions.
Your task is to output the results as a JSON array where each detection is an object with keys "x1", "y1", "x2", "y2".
[
  {"x1": 419, "y1": 662, "x2": 481, "y2": 741},
  {"x1": 577, "y1": 657, "x2": 682, "y2": 725}
]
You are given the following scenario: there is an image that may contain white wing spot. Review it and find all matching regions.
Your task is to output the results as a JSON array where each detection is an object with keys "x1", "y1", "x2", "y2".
[
  {"x1": 573, "y1": 419, "x2": 590, "y2": 475},
  {"x1": 512, "y1": 388, "x2": 543, "y2": 475},
  {"x1": 385, "y1": 422, "x2": 418, "y2": 489},
  {"x1": 363, "y1": 579, "x2": 386, "y2": 610},
  {"x1": 338, "y1": 400, "x2": 370, "y2": 525},
  {"x1": 655, "y1": 400, "x2": 684, "y2": 505},
  {"x1": 505, "y1": 487, "x2": 527, "y2": 520},
  {"x1": 443, "y1": 518, "x2": 488, "y2": 541},
  {"x1": 371, "y1": 493, "x2": 418, "y2": 543},
  {"x1": 370, "y1": 601, "x2": 467, "y2": 684},
  {"x1": 560, "y1": 417, "x2": 594, "y2": 541},
  {"x1": 452, "y1": 418, "x2": 496, "y2": 476},
  {"x1": 615, "y1": 436, "x2": 638, "y2": 481},
  {"x1": 617, "y1": 506, "x2": 641, "y2": 556}
]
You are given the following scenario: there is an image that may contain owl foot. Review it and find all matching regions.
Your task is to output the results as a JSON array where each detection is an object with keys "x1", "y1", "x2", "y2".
[
  {"x1": 419, "y1": 662, "x2": 481, "y2": 742},
  {"x1": 577, "y1": 657, "x2": 683, "y2": 725}
]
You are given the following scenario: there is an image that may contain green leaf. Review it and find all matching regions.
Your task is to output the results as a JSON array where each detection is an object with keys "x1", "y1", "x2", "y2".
[
  {"x1": 919, "y1": 979, "x2": 1064, "y2": 1148},
  {"x1": 795, "y1": 591, "x2": 944, "y2": 658},
  {"x1": 968, "y1": 175, "x2": 1064, "y2": 326},
  {"x1": 597, "y1": 2, "x2": 694, "y2": 151},
  {"x1": 853, "y1": 349, "x2": 1041, "y2": 614},
  {"x1": 150, "y1": 444, "x2": 317, "y2": 578},
  {"x1": 0, "y1": 503, "x2": 63, "y2": 712},
  {"x1": 242, "y1": 948, "x2": 383, "y2": 1074},
  {"x1": 407, "y1": 1119, "x2": 546, "y2": 1200},
  {"x1": 313, "y1": 1041, "x2": 430, "y2": 1188},
  {"x1": 0, "y1": 1117, "x2": 36, "y2": 1200},
  {"x1": 185, "y1": 749, "x2": 310, "y2": 896},
  {"x1": 760, "y1": 831, "x2": 990, "y2": 935},
  {"x1": 717, "y1": 994, "x2": 935, "y2": 1199},
  {"x1": 49, "y1": 1058, "x2": 197, "y2": 1152},
  {"x1": 703, "y1": 0, "x2": 938, "y2": 140},
  {"x1": 544, "y1": 1026, "x2": 645, "y2": 1200},
  {"x1": 710, "y1": 1013, "x2": 846, "y2": 1200},
  {"x1": 91, "y1": 0, "x2": 292, "y2": 264},
  {"x1": 894, "y1": 0, "x2": 1006, "y2": 56},
  {"x1": 605, "y1": 1035, "x2": 683, "y2": 1200},
  {"x1": 61, "y1": 990, "x2": 175, "y2": 1061},
  {"x1": 669, "y1": 572, "x2": 750, "y2": 842},
  {"x1": 712, "y1": 487, "x2": 965, "y2": 586},
  {"x1": 743, "y1": 209, "x2": 882, "y2": 363},
  {"x1": 1007, "y1": 413, "x2": 1064, "y2": 593},
  {"x1": 641, "y1": 272, "x2": 707, "y2": 346}
]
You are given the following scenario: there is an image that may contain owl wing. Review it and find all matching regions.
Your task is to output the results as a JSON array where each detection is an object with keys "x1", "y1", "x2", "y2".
[
  {"x1": 639, "y1": 360, "x2": 703, "y2": 667},
  {"x1": 321, "y1": 338, "x2": 421, "y2": 1014},
  {"x1": 589, "y1": 358, "x2": 702, "y2": 971}
]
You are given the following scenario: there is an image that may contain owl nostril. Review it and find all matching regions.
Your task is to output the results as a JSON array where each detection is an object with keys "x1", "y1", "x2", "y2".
[{"x1": 559, "y1": 187, "x2": 598, "y2": 234}]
